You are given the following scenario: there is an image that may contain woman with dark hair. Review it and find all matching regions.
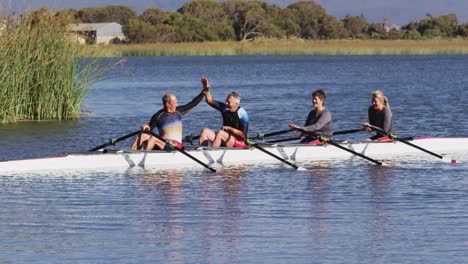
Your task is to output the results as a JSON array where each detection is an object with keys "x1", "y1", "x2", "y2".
[{"x1": 289, "y1": 89, "x2": 332, "y2": 144}]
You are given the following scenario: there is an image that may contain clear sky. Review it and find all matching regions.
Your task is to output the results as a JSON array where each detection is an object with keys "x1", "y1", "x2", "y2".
[{"x1": 3, "y1": 0, "x2": 468, "y2": 26}]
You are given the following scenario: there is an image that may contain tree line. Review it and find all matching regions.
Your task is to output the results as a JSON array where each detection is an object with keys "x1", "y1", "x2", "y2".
[{"x1": 57, "y1": 0, "x2": 468, "y2": 43}]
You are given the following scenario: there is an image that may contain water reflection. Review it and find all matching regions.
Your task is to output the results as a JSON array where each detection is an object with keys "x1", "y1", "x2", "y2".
[
  {"x1": 367, "y1": 164, "x2": 396, "y2": 253},
  {"x1": 133, "y1": 166, "x2": 248, "y2": 261},
  {"x1": 306, "y1": 161, "x2": 331, "y2": 253},
  {"x1": 135, "y1": 169, "x2": 185, "y2": 250},
  {"x1": 201, "y1": 166, "x2": 247, "y2": 263}
]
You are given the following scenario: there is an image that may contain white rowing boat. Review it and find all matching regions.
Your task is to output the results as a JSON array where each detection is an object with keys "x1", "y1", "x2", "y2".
[{"x1": 0, "y1": 137, "x2": 466, "y2": 173}]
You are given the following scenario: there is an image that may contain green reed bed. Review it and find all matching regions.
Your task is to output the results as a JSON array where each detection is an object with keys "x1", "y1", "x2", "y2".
[
  {"x1": 0, "y1": 10, "x2": 102, "y2": 122},
  {"x1": 99, "y1": 39, "x2": 468, "y2": 57}
]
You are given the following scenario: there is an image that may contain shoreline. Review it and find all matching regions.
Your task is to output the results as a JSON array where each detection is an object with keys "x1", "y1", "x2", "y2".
[{"x1": 87, "y1": 39, "x2": 468, "y2": 57}]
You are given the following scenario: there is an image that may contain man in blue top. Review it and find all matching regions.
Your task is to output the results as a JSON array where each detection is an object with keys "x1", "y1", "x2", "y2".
[{"x1": 198, "y1": 77, "x2": 249, "y2": 148}]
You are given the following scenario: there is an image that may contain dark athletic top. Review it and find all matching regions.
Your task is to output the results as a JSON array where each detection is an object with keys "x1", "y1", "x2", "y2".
[
  {"x1": 302, "y1": 108, "x2": 332, "y2": 139},
  {"x1": 148, "y1": 91, "x2": 204, "y2": 142},
  {"x1": 368, "y1": 106, "x2": 395, "y2": 138},
  {"x1": 208, "y1": 99, "x2": 249, "y2": 139}
]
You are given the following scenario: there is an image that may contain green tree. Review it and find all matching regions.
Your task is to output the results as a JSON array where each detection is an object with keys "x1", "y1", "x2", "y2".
[
  {"x1": 224, "y1": 0, "x2": 272, "y2": 40},
  {"x1": 387, "y1": 27, "x2": 401, "y2": 39},
  {"x1": 342, "y1": 15, "x2": 369, "y2": 39},
  {"x1": 178, "y1": 0, "x2": 235, "y2": 40},
  {"x1": 139, "y1": 8, "x2": 171, "y2": 25},
  {"x1": 165, "y1": 12, "x2": 219, "y2": 42},
  {"x1": 286, "y1": 0, "x2": 328, "y2": 39},
  {"x1": 368, "y1": 23, "x2": 387, "y2": 39},
  {"x1": 78, "y1": 5, "x2": 136, "y2": 26},
  {"x1": 123, "y1": 18, "x2": 174, "y2": 43},
  {"x1": 401, "y1": 29, "x2": 421, "y2": 39},
  {"x1": 319, "y1": 15, "x2": 347, "y2": 39},
  {"x1": 456, "y1": 23, "x2": 468, "y2": 37},
  {"x1": 57, "y1": 9, "x2": 82, "y2": 23},
  {"x1": 257, "y1": 3, "x2": 290, "y2": 38},
  {"x1": 273, "y1": 8, "x2": 300, "y2": 38},
  {"x1": 404, "y1": 13, "x2": 459, "y2": 38}
]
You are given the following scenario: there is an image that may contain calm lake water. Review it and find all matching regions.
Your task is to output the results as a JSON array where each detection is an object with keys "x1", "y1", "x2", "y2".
[{"x1": 0, "y1": 56, "x2": 467, "y2": 263}]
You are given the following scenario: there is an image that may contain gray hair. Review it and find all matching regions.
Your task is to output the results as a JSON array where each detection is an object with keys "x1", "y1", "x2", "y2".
[
  {"x1": 227, "y1": 91, "x2": 240, "y2": 103},
  {"x1": 162, "y1": 93, "x2": 174, "y2": 105}
]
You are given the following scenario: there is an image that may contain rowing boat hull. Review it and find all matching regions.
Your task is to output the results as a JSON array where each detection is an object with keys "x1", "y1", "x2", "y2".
[{"x1": 1, "y1": 137, "x2": 467, "y2": 173}]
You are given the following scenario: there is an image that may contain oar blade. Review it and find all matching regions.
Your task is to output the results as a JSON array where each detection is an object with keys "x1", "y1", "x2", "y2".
[{"x1": 441, "y1": 156, "x2": 457, "y2": 164}]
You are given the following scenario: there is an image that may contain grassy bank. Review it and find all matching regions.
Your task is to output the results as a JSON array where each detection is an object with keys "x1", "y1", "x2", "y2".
[
  {"x1": 92, "y1": 39, "x2": 468, "y2": 57},
  {"x1": 0, "y1": 10, "x2": 107, "y2": 122}
]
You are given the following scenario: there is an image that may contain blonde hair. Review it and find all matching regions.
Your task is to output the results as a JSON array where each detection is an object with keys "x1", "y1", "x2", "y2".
[{"x1": 372, "y1": 90, "x2": 390, "y2": 108}]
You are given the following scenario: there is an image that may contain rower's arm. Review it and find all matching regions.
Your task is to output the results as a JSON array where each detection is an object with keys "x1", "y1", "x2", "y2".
[
  {"x1": 302, "y1": 110, "x2": 331, "y2": 132},
  {"x1": 177, "y1": 91, "x2": 204, "y2": 115},
  {"x1": 382, "y1": 107, "x2": 393, "y2": 134},
  {"x1": 205, "y1": 90, "x2": 213, "y2": 104},
  {"x1": 202, "y1": 77, "x2": 223, "y2": 110},
  {"x1": 223, "y1": 126, "x2": 245, "y2": 140}
]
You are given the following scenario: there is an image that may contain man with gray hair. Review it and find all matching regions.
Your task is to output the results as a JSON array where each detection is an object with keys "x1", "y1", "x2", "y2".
[
  {"x1": 131, "y1": 78, "x2": 208, "y2": 151},
  {"x1": 198, "y1": 77, "x2": 249, "y2": 148}
]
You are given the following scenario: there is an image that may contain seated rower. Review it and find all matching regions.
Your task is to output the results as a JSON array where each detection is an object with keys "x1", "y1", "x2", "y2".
[
  {"x1": 362, "y1": 90, "x2": 395, "y2": 141},
  {"x1": 131, "y1": 79, "x2": 207, "y2": 151},
  {"x1": 198, "y1": 77, "x2": 249, "y2": 148},
  {"x1": 288, "y1": 89, "x2": 332, "y2": 144}
]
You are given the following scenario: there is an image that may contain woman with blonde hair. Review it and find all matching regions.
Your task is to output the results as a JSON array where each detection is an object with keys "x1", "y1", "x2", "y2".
[{"x1": 362, "y1": 90, "x2": 395, "y2": 140}]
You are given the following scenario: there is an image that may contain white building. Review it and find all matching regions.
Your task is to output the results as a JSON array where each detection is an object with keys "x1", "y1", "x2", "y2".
[{"x1": 69, "y1": 22, "x2": 125, "y2": 45}]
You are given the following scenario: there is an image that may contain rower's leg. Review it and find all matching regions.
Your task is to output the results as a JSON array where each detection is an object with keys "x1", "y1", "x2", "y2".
[
  {"x1": 199, "y1": 128, "x2": 216, "y2": 146},
  {"x1": 131, "y1": 132, "x2": 150, "y2": 150},
  {"x1": 131, "y1": 134, "x2": 140, "y2": 150},
  {"x1": 146, "y1": 136, "x2": 166, "y2": 150},
  {"x1": 213, "y1": 130, "x2": 234, "y2": 147}
]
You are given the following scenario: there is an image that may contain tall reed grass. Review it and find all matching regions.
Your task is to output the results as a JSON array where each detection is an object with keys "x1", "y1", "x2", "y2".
[
  {"x1": 0, "y1": 9, "x2": 104, "y2": 122},
  {"x1": 98, "y1": 38, "x2": 468, "y2": 57}
]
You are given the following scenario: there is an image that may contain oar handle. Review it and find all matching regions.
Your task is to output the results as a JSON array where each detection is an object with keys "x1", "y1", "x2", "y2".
[
  {"x1": 183, "y1": 134, "x2": 201, "y2": 145},
  {"x1": 149, "y1": 131, "x2": 216, "y2": 172}
]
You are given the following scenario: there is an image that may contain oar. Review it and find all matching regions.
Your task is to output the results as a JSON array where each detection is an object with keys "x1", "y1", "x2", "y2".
[
  {"x1": 250, "y1": 129, "x2": 293, "y2": 141},
  {"x1": 184, "y1": 128, "x2": 295, "y2": 144},
  {"x1": 318, "y1": 137, "x2": 383, "y2": 166},
  {"x1": 148, "y1": 131, "x2": 216, "y2": 172},
  {"x1": 266, "y1": 136, "x2": 301, "y2": 143},
  {"x1": 365, "y1": 124, "x2": 457, "y2": 163},
  {"x1": 265, "y1": 129, "x2": 362, "y2": 144},
  {"x1": 294, "y1": 127, "x2": 382, "y2": 165},
  {"x1": 89, "y1": 130, "x2": 141, "y2": 151},
  {"x1": 245, "y1": 140, "x2": 306, "y2": 171}
]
